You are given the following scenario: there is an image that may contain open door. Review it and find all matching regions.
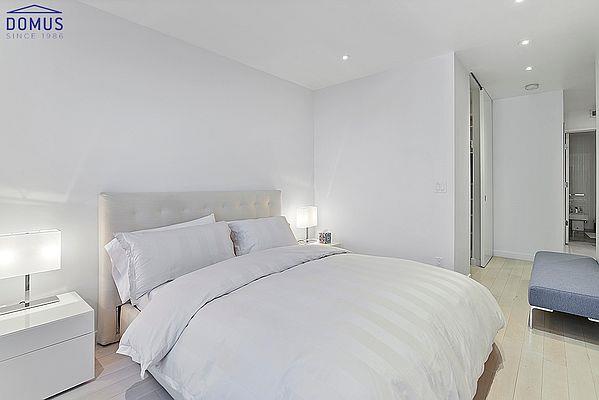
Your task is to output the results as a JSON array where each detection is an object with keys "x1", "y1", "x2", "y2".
[
  {"x1": 564, "y1": 131, "x2": 569, "y2": 244},
  {"x1": 470, "y1": 85, "x2": 481, "y2": 266},
  {"x1": 480, "y1": 90, "x2": 494, "y2": 266}
]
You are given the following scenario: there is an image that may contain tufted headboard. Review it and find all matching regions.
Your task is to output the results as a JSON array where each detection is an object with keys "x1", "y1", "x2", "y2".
[{"x1": 97, "y1": 190, "x2": 282, "y2": 345}]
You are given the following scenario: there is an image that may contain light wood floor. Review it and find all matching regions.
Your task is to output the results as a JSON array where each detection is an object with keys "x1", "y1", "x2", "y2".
[
  {"x1": 54, "y1": 257, "x2": 599, "y2": 400},
  {"x1": 473, "y1": 257, "x2": 599, "y2": 400},
  {"x1": 51, "y1": 343, "x2": 171, "y2": 399}
]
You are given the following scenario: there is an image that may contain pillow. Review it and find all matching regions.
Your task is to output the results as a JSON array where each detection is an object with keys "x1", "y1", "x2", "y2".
[
  {"x1": 116, "y1": 221, "x2": 235, "y2": 305},
  {"x1": 228, "y1": 216, "x2": 297, "y2": 256},
  {"x1": 105, "y1": 214, "x2": 215, "y2": 303}
]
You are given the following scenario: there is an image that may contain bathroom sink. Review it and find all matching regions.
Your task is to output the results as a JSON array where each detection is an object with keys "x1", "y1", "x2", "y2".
[{"x1": 569, "y1": 213, "x2": 588, "y2": 221}]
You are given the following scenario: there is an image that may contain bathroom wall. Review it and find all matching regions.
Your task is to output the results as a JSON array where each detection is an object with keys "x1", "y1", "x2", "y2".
[{"x1": 569, "y1": 132, "x2": 596, "y2": 231}]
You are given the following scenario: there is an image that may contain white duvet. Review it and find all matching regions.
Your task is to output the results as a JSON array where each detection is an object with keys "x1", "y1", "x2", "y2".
[{"x1": 118, "y1": 245, "x2": 504, "y2": 400}]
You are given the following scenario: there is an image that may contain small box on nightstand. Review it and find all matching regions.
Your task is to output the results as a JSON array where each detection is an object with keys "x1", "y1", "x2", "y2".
[{"x1": 0, "y1": 292, "x2": 95, "y2": 399}]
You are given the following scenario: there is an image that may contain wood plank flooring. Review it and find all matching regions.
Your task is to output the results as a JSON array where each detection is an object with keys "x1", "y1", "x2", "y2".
[
  {"x1": 53, "y1": 257, "x2": 599, "y2": 399},
  {"x1": 51, "y1": 343, "x2": 171, "y2": 400},
  {"x1": 472, "y1": 257, "x2": 599, "y2": 400}
]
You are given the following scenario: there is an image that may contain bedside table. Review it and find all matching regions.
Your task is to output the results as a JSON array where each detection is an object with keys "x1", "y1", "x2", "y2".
[
  {"x1": 300, "y1": 241, "x2": 342, "y2": 247},
  {"x1": 0, "y1": 292, "x2": 95, "y2": 399}
]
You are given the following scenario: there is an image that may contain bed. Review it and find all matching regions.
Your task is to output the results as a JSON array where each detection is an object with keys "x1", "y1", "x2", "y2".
[{"x1": 98, "y1": 190, "x2": 504, "y2": 400}]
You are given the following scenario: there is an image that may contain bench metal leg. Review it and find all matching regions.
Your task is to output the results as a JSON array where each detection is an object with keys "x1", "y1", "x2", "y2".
[{"x1": 529, "y1": 306, "x2": 553, "y2": 328}]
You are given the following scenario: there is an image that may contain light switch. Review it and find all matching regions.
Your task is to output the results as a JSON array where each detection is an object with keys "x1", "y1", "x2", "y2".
[{"x1": 434, "y1": 181, "x2": 447, "y2": 193}]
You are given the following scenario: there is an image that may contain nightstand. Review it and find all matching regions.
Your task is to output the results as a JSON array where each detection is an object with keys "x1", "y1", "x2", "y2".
[
  {"x1": 300, "y1": 241, "x2": 342, "y2": 247},
  {"x1": 0, "y1": 292, "x2": 95, "y2": 399},
  {"x1": 320, "y1": 242, "x2": 342, "y2": 247}
]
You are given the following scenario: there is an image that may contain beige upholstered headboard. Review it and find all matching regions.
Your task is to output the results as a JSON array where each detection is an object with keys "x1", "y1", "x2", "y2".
[{"x1": 97, "y1": 190, "x2": 282, "y2": 345}]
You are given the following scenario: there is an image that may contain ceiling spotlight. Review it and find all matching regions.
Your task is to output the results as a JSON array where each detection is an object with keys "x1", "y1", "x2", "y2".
[
  {"x1": 341, "y1": 54, "x2": 350, "y2": 61},
  {"x1": 525, "y1": 83, "x2": 540, "y2": 91},
  {"x1": 515, "y1": 0, "x2": 524, "y2": 3},
  {"x1": 520, "y1": 39, "x2": 530, "y2": 46},
  {"x1": 525, "y1": 66, "x2": 533, "y2": 71}
]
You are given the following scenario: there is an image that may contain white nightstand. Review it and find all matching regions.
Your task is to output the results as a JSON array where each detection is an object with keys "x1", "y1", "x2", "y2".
[
  {"x1": 0, "y1": 292, "x2": 95, "y2": 399},
  {"x1": 321, "y1": 242, "x2": 342, "y2": 247},
  {"x1": 300, "y1": 241, "x2": 342, "y2": 247}
]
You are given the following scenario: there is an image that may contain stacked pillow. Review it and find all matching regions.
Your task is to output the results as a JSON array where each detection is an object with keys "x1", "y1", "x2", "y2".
[
  {"x1": 106, "y1": 214, "x2": 298, "y2": 305},
  {"x1": 106, "y1": 214, "x2": 219, "y2": 303}
]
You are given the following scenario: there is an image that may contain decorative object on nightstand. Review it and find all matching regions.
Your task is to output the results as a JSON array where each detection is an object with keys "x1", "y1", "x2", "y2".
[
  {"x1": 0, "y1": 292, "x2": 95, "y2": 399},
  {"x1": 296, "y1": 206, "x2": 317, "y2": 243},
  {"x1": 0, "y1": 230, "x2": 61, "y2": 316},
  {"x1": 318, "y1": 231, "x2": 332, "y2": 244}
]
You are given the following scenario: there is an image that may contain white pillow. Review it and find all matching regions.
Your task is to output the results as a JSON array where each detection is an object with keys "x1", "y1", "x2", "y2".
[
  {"x1": 105, "y1": 214, "x2": 215, "y2": 303},
  {"x1": 117, "y1": 221, "x2": 235, "y2": 305},
  {"x1": 228, "y1": 216, "x2": 297, "y2": 256}
]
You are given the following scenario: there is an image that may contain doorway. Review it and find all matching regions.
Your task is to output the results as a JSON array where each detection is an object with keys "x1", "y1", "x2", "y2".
[
  {"x1": 470, "y1": 74, "x2": 493, "y2": 267},
  {"x1": 565, "y1": 129, "x2": 597, "y2": 257}
]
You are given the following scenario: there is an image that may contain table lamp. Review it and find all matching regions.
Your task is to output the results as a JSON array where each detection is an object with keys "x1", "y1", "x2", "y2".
[
  {"x1": 296, "y1": 206, "x2": 317, "y2": 243},
  {"x1": 0, "y1": 229, "x2": 61, "y2": 315}
]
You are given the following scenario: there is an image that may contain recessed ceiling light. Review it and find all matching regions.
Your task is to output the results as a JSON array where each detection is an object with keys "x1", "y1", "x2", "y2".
[
  {"x1": 525, "y1": 66, "x2": 533, "y2": 71},
  {"x1": 341, "y1": 54, "x2": 350, "y2": 61},
  {"x1": 515, "y1": 0, "x2": 524, "y2": 3},
  {"x1": 525, "y1": 83, "x2": 540, "y2": 91},
  {"x1": 520, "y1": 39, "x2": 530, "y2": 46}
]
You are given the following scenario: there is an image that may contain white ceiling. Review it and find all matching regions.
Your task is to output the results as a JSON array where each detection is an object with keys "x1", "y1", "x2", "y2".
[{"x1": 81, "y1": 0, "x2": 598, "y2": 110}]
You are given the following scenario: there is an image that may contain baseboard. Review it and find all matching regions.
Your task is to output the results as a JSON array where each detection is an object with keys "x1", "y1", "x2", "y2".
[{"x1": 493, "y1": 250, "x2": 535, "y2": 261}]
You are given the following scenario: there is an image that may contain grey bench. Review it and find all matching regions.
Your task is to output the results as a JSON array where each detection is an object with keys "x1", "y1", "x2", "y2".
[{"x1": 528, "y1": 251, "x2": 599, "y2": 327}]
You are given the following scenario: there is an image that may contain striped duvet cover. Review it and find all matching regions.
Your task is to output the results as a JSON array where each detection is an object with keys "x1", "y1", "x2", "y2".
[{"x1": 118, "y1": 245, "x2": 504, "y2": 400}]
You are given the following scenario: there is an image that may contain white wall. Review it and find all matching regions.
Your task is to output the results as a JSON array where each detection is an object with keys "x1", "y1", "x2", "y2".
[
  {"x1": 314, "y1": 53, "x2": 469, "y2": 272},
  {"x1": 493, "y1": 91, "x2": 564, "y2": 260},
  {"x1": 566, "y1": 109, "x2": 596, "y2": 132},
  {"x1": 0, "y1": 1, "x2": 314, "y2": 309}
]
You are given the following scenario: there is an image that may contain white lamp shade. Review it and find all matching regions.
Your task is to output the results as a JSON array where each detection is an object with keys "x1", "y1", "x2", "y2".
[
  {"x1": 0, "y1": 230, "x2": 61, "y2": 280},
  {"x1": 296, "y1": 206, "x2": 318, "y2": 229}
]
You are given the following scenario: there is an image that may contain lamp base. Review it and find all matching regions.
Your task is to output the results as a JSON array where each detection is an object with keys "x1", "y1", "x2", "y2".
[
  {"x1": 298, "y1": 238, "x2": 318, "y2": 244},
  {"x1": 0, "y1": 295, "x2": 60, "y2": 316}
]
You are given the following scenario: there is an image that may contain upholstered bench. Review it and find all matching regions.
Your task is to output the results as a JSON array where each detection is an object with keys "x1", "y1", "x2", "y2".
[{"x1": 528, "y1": 251, "x2": 599, "y2": 327}]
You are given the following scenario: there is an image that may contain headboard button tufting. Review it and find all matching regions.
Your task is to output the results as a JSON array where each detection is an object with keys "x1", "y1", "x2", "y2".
[{"x1": 97, "y1": 190, "x2": 281, "y2": 346}]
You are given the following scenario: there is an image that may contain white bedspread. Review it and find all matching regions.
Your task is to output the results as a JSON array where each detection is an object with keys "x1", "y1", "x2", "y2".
[{"x1": 118, "y1": 245, "x2": 504, "y2": 400}]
